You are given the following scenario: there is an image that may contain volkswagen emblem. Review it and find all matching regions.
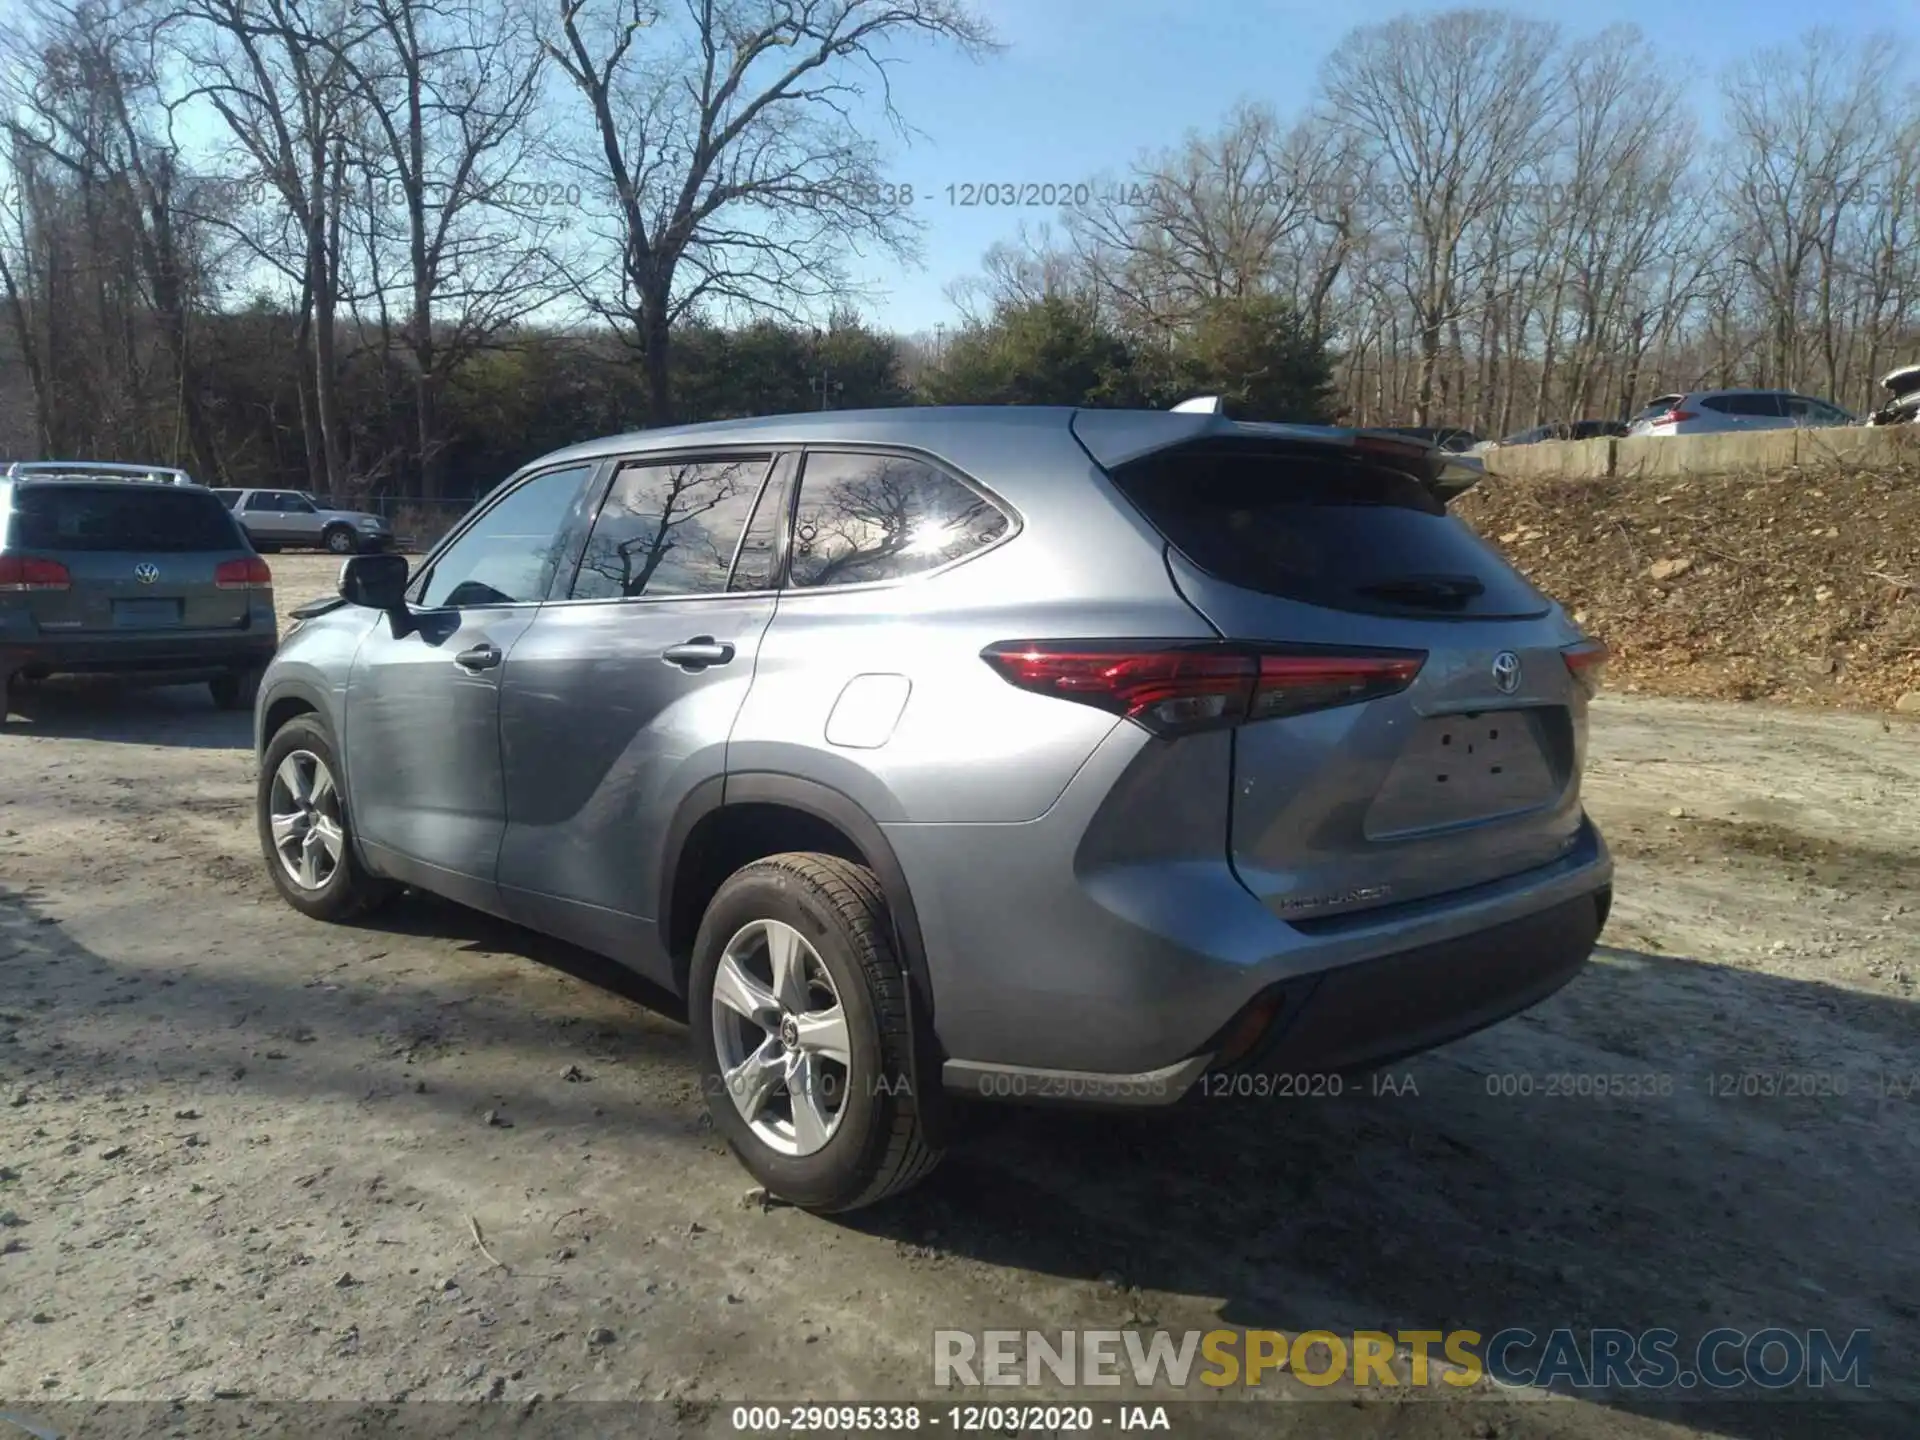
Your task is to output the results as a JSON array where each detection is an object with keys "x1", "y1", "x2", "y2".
[
  {"x1": 133, "y1": 562, "x2": 160, "y2": 585},
  {"x1": 1491, "y1": 651, "x2": 1522, "y2": 694}
]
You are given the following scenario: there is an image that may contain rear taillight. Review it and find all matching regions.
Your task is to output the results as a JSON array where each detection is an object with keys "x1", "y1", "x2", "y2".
[
  {"x1": 981, "y1": 641, "x2": 1426, "y2": 736},
  {"x1": 1562, "y1": 638, "x2": 1608, "y2": 696},
  {"x1": 0, "y1": 555, "x2": 71, "y2": 591},
  {"x1": 215, "y1": 556, "x2": 274, "y2": 590},
  {"x1": 1653, "y1": 408, "x2": 1697, "y2": 426}
]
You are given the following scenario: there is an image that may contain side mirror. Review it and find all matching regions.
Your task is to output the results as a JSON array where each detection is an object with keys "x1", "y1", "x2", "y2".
[{"x1": 339, "y1": 552, "x2": 410, "y2": 611}]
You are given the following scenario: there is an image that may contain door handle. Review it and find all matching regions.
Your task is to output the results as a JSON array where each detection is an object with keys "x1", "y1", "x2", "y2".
[
  {"x1": 662, "y1": 636, "x2": 735, "y2": 670},
  {"x1": 454, "y1": 643, "x2": 502, "y2": 671}
]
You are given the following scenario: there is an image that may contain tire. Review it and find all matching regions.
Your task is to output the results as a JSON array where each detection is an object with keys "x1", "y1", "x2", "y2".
[
  {"x1": 689, "y1": 853, "x2": 943, "y2": 1212},
  {"x1": 257, "y1": 713, "x2": 396, "y2": 922},
  {"x1": 209, "y1": 666, "x2": 263, "y2": 711},
  {"x1": 323, "y1": 525, "x2": 357, "y2": 555}
]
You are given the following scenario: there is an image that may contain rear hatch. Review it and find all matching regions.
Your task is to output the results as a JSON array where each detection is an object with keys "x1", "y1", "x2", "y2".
[
  {"x1": 1080, "y1": 421, "x2": 1592, "y2": 922},
  {"x1": 5, "y1": 482, "x2": 257, "y2": 632}
]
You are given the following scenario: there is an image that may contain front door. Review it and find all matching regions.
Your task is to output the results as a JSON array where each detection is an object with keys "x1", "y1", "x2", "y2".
[
  {"x1": 343, "y1": 462, "x2": 598, "y2": 912},
  {"x1": 495, "y1": 451, "x2": 789, "y2": 982},
  {"x1": 279, "y1": 493, "x2": 325, "y2": 546}
]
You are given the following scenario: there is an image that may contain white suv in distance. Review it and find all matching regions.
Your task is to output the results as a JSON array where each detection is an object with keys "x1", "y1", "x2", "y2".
[{"x1": 1626, "y1": 390, "x2": 1855, "y2": 436}]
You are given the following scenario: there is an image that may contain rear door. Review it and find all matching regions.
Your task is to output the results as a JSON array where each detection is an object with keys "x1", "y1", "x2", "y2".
[
  {"x1": 1706, "y1": 392, "x2": 1789, "y2": 430},
  {"x1": 1099, "y1": 438, "x2": 1589, "y2": 921},
  {"x1": 494, "y1": 450, "x2": 787, "y2": 979},
  {"x1": 6, "y1": 482, "x2": 253, "y2": 633},
  {"x1": 343, "y1": 462, "x2": 598, "y2": 910},
  {"x1": 239, "y1": 491, "x2": 284, "y2": 543},
  {"x1": 279, "y1": 493, "x2": 326, "y2": 546}
]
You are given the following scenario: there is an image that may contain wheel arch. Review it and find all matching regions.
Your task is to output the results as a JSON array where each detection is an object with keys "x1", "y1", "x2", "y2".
[
  {"x1": 256, "y1": 679, "x2": 329, "y2": 756},
  {"x1": 662, "y1": 774, "x2": 930, "y2": 1005},
  {"x1": 662, "y1": 773, "x2": 946, "y2": 1141}
]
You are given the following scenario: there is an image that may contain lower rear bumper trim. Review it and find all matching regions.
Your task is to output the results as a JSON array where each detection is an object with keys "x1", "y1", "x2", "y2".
[{"x1": 942, "y1": 1053, "x2": 1215, "y2": 1107}]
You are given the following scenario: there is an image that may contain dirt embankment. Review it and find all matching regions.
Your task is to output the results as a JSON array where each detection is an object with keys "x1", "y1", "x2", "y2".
[{"x1": 1454, "y1": 462, "x2": 1920, "y2": 711}]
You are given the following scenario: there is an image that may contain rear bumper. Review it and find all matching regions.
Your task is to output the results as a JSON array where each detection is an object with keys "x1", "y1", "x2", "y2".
[
  {"x1": 2, "y1": 630, "x2": 277, "y2": 681},
  {"x1": 939, "y1": 884, "x2": 1608, "y2": 1106},
  {"x1": 897, "y1": 715, "x2": 1613, "y2": 1102}
]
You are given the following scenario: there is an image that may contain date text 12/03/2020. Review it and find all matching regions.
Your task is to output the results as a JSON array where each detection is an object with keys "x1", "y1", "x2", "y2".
[
  {"x1": 730, "y1": 1404, "x2": 1174, "y2": 1432},
  {"x1": 830, "y1": 180, "x2": 1301, "y2": 210}
]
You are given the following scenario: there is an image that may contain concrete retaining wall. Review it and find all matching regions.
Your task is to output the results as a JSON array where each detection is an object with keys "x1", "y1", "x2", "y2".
[{"x1": 1480, "y1": 425, "x2": 1919, "y2": 479}]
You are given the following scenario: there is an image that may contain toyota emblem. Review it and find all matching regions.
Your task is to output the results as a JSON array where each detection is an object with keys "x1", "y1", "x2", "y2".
[
  {"x1": 1491, "y1": 651, "x2": 1522, "y2": 694},
  {"x1": 133, "y1": 562, "x2": 160, "y2": 585}
]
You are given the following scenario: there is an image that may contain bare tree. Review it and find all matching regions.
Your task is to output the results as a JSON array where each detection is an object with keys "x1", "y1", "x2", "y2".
[
  {"x1": 1320, "y1": 9, "x2": 1563, "y2": 425},
  {"x1": 172, "y1": 0, "x2": 375, "y2": 497},
  {"x1": 1720, "y1": 29, "x2": 1899, "y2": 394},
  {"x1": 543, "y1": 0, "x2": 994, "y2": 423},
  {"x1": 319, "y1": 0, "x2": 560, "y2": 497}
]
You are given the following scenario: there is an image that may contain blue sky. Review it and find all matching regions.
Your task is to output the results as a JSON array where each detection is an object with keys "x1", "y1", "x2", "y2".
[{"x1": 845, "y1": 0, "x2": 1918, "y2": 333}]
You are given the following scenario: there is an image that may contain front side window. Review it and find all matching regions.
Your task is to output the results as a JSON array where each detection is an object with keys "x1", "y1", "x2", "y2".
[
  {"x1": 569, "y1": 455, "x2": 770, "y2": 601},
  {"x1": 787, "y1": 451, "x2": 1010, "y2": 590},
  {"x1": 418, "y1": 465, "x2": 591, "y2": 608}
]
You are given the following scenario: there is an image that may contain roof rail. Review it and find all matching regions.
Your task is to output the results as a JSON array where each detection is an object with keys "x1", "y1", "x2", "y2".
[
  {"x1": 4, "y1": 460, "x2": 197, "y2": 486},
  {"x1": 1170, "y1": 395, "x2": 1224, "y2": 414}
]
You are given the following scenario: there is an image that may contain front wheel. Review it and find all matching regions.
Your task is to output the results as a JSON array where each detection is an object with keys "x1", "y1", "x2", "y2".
[
  {"x1": 323, "y1": 525, "x2": 357, "y2": 555},
  {"x1": 257, "y1": 714, "x2": 396, "y2": 922},
  {"x1": 689, "y1": 853, "x2": 943, "y2": 1212}
]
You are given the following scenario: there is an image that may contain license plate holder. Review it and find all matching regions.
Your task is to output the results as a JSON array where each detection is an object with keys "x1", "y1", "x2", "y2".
[
  {"x1": 112, "y1": 598, "x2": 184, "y2": 628},
  {"x1": 1366, "y1": 709, "x2": 1557, "y2": 837}
]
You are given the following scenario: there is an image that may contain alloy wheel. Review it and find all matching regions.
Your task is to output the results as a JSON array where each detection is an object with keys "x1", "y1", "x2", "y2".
[
  {"x1": 267, "y1": 749, "x2": 346, "y2": 890},
  {"x1": 710, "y1": 918, "x2": 852, "y2": 1156}
]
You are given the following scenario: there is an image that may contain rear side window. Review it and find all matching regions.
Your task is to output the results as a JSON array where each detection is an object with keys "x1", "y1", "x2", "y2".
[
  {"x1": 1705, "y1": 393, "x2": 1783, "y2": 416},
  {"x1": 787, "y1": 451, "x2": 1010, "y2": 589},
  {"x1": 8, "y1": 484, "x2": 241, "y2": 553},
  {"x1": 570, "y1": 454, "x2": 771, "y2": 601},
  {"x1": 1108, "y1": 444, "x2": 1550, "y2": 620}
]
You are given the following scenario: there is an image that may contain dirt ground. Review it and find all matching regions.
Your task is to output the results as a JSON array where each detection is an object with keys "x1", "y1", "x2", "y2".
[
  {"x1": 1454, "y1": 460, "x2": 1920, "y2": 712},
  {"x1": 0, "y1": 555, "x2": 1915, "y2": 1438}
]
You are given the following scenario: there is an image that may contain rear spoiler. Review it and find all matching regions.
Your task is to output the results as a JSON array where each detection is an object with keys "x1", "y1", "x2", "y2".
[
  {"x1": 1075, "y1": 408, "x2": 1485, "y2": 506},
  {"x1": 1350, "y1": 429, "x2": 1485, "y2": 503}
]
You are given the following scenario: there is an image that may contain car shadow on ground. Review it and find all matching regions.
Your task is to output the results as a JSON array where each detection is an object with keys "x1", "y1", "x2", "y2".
[
  {"x1": 354, "y1": 888, "x2": 690, "y2": 1025},
  {"x1": 5, "y1": 877, "x2": 1913, "y2": 1437},
  {"x1": 0, "y1": 884, "x2": 695, "y2": 1146},
  {"x1": 1, "y1": 678, "x2": 251, "y2": 749},
  {"x1": 838, "y1": 943, "x2": 1917, "y2": 1436}
]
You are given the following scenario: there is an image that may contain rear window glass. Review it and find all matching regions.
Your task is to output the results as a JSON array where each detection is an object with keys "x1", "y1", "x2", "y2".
[
  {"x1": 1108, "y1": 444, "x2": 1550, "y2": 620},
  {"x1": 1632, "y1": 396, "x2": 1684, "y2": 420},
  {"x1": 9, "y1": 484, "x2": 243, "y2": 553}
]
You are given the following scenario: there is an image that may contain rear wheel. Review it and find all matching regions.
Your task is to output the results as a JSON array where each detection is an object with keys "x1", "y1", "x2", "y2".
[
  {"x1": 209, "y1": 666, "x2": 263, "y2": 711},
  {"x1": 323, "y1": 525, "x2": 357, "y2": 555},
  {"x1": 689, "y1": 853, "x2": 942, "y2": 1212},
  {"x1": 257, "y1": 714, "x2": 395, "y2": 922}
]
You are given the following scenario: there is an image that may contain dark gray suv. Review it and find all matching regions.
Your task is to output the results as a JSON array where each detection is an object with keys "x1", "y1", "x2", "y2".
[
  {"x1": 1, "y1": 464, "x2": 278, "y2": 711},
  {"x1": 253, "y1": 406, "x2": 1614, "y2": 1212}
]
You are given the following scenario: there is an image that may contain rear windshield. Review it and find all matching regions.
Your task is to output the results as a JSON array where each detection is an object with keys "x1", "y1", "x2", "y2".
[
  {"x1": 8, "y1": 483, "x2": 244, "y2": 553},
  {"x1": 1108, "y1": 443, "x2": 1550, "y2": 620}
]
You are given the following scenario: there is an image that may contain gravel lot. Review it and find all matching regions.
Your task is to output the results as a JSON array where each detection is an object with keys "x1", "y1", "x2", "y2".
[{"x1": 1, "y1": 555, "x2": 1915, "y2": 1437}]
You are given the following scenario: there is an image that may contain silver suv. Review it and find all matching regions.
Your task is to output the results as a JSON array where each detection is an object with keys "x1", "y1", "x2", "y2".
[
  {"x1": 212, "y1": 487, "x2": 394, "y2": 555},
  {"x1": 253, "y1": 406, "x2": 1614, "y2": 1211},
  {"x1": 1626, "y1": 389, "x2": 1855, "y2": 436},
  {"x1": 2, "y1": 463, "x2": 278, "y2": 711}
]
